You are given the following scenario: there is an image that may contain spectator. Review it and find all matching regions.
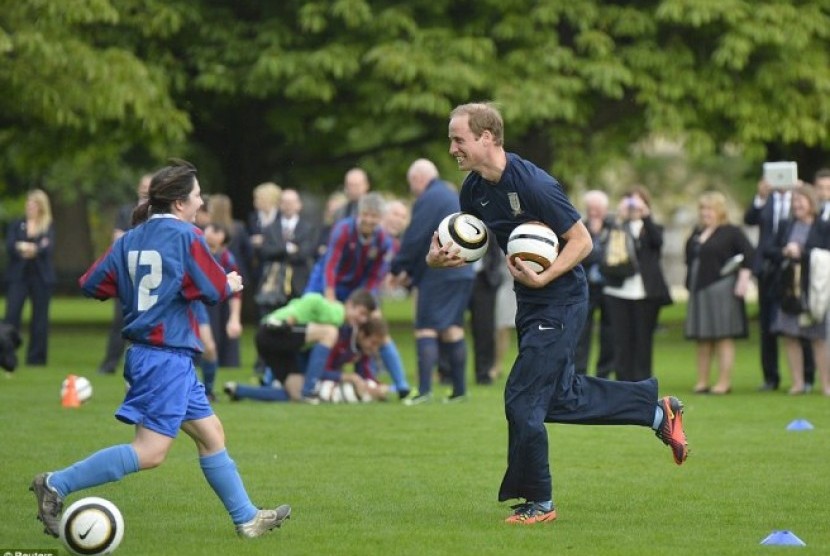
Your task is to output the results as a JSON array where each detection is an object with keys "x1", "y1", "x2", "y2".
[
  {"x1": 816, "y1": 169, "x2": 830, "y2": 223},
  {"x1": 574, "y1": 189, "x2": 615, "y2": 378},
  {"x1": 814, "y1": 169, "x2": 830, "y2": 358},
  {"x1": 332, "y1": 167, "x2": 370, "y2": 222},
  {"x1": 4, "y1": 189, "x2": 56, "y2": 366},
  {"x1": 205, "y1": 195, "x2": 250, "y2": 367},
  {"x1": 491, "y1": 259, "x2": 517, "y2": 382},
  {"x1": 247, "y1": 181, "x2": 282, "y2": 288},
  {"x1": 469, "y1": 239, "x2": 504, "y2": 385},
  {"x1": 390, "y1": 158, "x2": 475, "y2": 404},
  {"x1": 763, "y1": 186, "x2": 829, "y2": 394},
  {"x1": 30, "y1": 160, "x2": 289, "y2": 540},
  {"x1": 683, "y1": 192, "x2": 755, "y2": 394},
  {"x1": 314, "y1": 191, "x2": 348, "y2": 260},
  {"x1": 196, "y1": 223, "x2": 244, "y2": 400},
  {"x1": 256, "y1": 189, "x2": 317, "y2": 313},
  {"x1": 745, "y1": 177, "x2": 815, "y2": 391},
  {"x1": 603, "y1": 187, "x2": 673, "y2": 382},
  {"x1": 431, "y1": 103, "x2": 687, "y2": 525},
  {"x1": 97, "y1": 175, "x2": 151, "y2": 374},
  {"x1": 208, "y1": 194, "x2": 253, "y2": 293},
  {"x1": 381, "y1": 198, "x2": 411, "y2": 244}
]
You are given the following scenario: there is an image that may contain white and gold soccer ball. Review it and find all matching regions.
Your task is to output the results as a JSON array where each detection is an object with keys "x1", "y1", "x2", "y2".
[
  {"x1": 60, "y1": 496, "x2": 125, "y2": 555},
  {"x1": 436, "y1": 212, "x2": 489, "y2": 262},
  {"x1": 507, "y1": 222, "x2": 560, "y2": 273}
]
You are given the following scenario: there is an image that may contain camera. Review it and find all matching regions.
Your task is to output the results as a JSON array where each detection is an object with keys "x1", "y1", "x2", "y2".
[{"x1": 763, "y1": 161, "x2": 798, "y2": 189}]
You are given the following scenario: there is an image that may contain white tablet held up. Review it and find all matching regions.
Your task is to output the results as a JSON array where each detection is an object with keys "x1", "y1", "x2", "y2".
[{"x1": 763, "y1": 161, "x2": 798, "y2": 189}]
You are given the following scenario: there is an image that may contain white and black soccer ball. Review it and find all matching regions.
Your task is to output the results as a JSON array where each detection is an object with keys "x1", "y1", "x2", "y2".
[
  {"x1": 437, "y1": 212, "x2": 489, "y2": 263},
  {"x1": 507, "y1": 222, "x2": 560, "y2": 273},
  {"x1": 60, "y1": 496, "x2": 124, "y2": 555},
  {"x1": 60, "y1": 375, "x2": 93, "y2": 404}
]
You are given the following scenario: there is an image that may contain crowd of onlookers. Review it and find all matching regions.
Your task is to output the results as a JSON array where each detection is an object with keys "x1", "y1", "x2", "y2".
[{"x1": 3, "y1": 163, "x2": 830, "y2": 398}]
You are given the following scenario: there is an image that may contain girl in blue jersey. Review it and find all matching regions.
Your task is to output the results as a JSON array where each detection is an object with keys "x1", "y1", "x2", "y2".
[
  {"x1": 30, "y1": 160, "x2": 290, "y2": 539},
  {"x1": 429, "y1": 103, "x2": 688, "y2": 525}
]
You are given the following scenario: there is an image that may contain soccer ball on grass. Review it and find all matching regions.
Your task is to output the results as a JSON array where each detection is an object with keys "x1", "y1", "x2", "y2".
[{"x1": 60, "y1": 496, "x2": 124, "y2": 555}]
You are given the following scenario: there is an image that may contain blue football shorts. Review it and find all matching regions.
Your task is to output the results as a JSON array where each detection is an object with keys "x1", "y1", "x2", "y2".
[
  {"x1": 116, "y1": 344, "x2": 213, "y2": 438},
  {"x1": 415, "y1": 277, "x2": 474, "y2": 330}
]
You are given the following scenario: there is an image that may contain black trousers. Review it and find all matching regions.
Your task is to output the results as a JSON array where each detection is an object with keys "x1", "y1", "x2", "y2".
[
  {"x1": 604, "y1": 296, "x2": 661, "y2": 382},
  {"x1": 98, "y1": 300, "x2": 126, "y2": 373},
  {"x1": 574, "y1": 285, "x2": 614, "y2": 377},
  {"x1": 468, "y1": 272, "x2": 498, "y2": 383},
  {"x1": 4, "y1": 277, "x2": 52, "y2": 365}
]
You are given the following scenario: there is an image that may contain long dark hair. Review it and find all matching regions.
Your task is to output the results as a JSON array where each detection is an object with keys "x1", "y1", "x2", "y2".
[{"x1": 132, "y1": 159, "x2": 198, "y2": 226}]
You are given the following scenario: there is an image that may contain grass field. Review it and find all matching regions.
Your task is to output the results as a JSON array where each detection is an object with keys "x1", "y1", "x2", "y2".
[{"x1": 1, "y1": 297, "x2": 829, "y2": 555}]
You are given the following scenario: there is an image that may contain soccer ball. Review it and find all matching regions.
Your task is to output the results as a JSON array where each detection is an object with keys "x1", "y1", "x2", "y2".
[
  {"x1": 437, "y1": 212, "x2": 489, "y2": 262},
  {"x1": 507, "y1": 222, "x2": 560, "y2": 273},
  {"x1": 60, "y1": 375, "x2": 93, "y2": 404},
  {"x1": 317, "y1": 380, "x2": 360, "y2": 404},
  {"x1": 60, "y1": 496, "x2": 124, "y2": 555}
]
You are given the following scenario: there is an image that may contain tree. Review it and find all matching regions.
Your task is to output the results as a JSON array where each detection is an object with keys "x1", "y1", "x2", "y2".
[{"x1": 4, "y1": 0, "x2": 830, "y2": 281}]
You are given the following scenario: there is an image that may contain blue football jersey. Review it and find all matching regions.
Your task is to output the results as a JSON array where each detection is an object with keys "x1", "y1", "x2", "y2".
[
  {"x1": 459, "y1": 152, "x2": 586, "y2": 306},
  {"x1": 79, "y1": 214, "x2": 232, "y2": 352}
]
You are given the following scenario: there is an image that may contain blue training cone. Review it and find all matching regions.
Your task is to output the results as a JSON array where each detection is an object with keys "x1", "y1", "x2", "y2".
[
  {"x1": 760, "y1": 530, "x2": 806, "y2": 546},
  {"x1": 786, "y1": 419, "x2": 815, "y2": 431}
]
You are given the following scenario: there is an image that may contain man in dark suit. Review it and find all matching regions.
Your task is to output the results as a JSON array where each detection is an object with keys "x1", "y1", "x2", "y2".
[
  {"x1": 744, "y1": 177, "x2": 814, "y2": 391},
  {"x1": 257, "y1": 189, "x2": 317, "y2": 313}
]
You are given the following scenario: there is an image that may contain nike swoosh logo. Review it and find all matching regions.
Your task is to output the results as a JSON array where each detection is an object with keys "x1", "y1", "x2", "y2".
[
  {"x1": 79, "y1": 522, "x2": 96, "y2": 540},
  {"x1": 538, "y1": 325, "x2": 556, "y2": 330},
  {"x1": 480, "y1": 199, "x2": 490, "y2": 206}
]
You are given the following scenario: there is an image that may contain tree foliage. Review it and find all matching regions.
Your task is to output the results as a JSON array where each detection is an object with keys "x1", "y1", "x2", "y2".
[{"x1": 2, "y1": 0, "x2": 830, "y2": 210}]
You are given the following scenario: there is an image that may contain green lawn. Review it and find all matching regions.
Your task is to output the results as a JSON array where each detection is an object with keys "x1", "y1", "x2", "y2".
[{"x1": 1, "y1": 297, "x2": 828, "y2": 555}]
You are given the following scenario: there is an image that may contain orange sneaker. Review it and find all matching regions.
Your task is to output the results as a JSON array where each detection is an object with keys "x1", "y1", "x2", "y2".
[
  {"x1": 656, "y1": 396, "x2": 689, "y2": 465},
  {"x1": 505, "y1": 503, "x2": 557, "y2": 525}
]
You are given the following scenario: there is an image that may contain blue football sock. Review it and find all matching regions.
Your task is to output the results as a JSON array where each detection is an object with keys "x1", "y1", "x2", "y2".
[
  {"x1": 261, "y1": 366, "x2": 274, "y2": 386},
  {"x1": 652, "y1": 405, "x2": 664, "y2": 430},
  {"x1": 441, "y1": 338, "x2": 467, "y2": 396},
  {"x1": 201, "y1": 359, "x2": 219, "y2": 395},
  {"x1": 301, "y1": 343, "x2": 331, "y2": 397},
  {"x1": 200, "y1": 449, "x2": 257, "y2": 525},
  {"x1": 48, "y1": 444, "x2": 140, "y2": 498},
  {"x1": 416, "y1": 337, "x2": 439, "y2": 395},
  {"x1": 380, "y1": 341, "x2": 410, "y2": 391}
]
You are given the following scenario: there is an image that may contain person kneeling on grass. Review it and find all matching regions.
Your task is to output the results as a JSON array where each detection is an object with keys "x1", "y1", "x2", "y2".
[
  {"x1": 225, "y1": 317, "x2": 390, "y2": 403},
  {"x1": 233, "y1": 288, "x2": 377, "y2": 402}
]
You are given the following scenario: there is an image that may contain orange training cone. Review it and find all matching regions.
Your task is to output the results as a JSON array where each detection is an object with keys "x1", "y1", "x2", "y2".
[{"x1": 62, "y1": 374, "x2": 81, "y2": 408}]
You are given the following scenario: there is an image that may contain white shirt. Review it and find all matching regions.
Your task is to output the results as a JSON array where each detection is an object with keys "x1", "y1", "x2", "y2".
[
  {"x1": 772, "y1": 191, "x2": 791, "y2": 233},
  {"x1": 280, "y1": 215, "x2": 298, "y2": 239}
]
